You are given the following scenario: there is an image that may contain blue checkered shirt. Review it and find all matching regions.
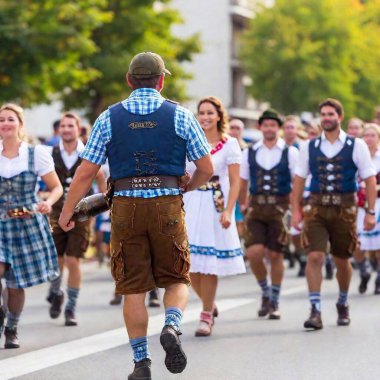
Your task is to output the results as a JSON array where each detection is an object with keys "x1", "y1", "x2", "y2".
[{"x1": 81, "y1": 88, "x2": 210, "y2": 198}]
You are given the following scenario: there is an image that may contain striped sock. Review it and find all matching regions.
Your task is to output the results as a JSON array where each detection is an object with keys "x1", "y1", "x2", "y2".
[
  {"x1": 130, "y1": 336, "x2": 150, "y2": 363},
  {"x1": 271, "y1": 284, "x2": 281, "y2": 306},
  {"x1": 65, "y1": 287, "x2": 80, "y2": 313},
  {"x1": 357, "y1": 259, "x2": 371, "y2": 277},
  {"x1": 258, "y1": 278, "x2": 271, "y2": 298},
  {"x1": 6, "y1": 311, "x2": 21, "y2": 329},
  {"x1": 50, "y1": 274, "x2": 63, "y2": 295},
  {"x1": 165, "y1": 307, "x2": 183, "y2": 329},
  {"x1": 309, "y1": 292, "x2": 321, "y2": 312},
  {"x1": 337, "y1": 291, "x2": 348, "y2": 305}
]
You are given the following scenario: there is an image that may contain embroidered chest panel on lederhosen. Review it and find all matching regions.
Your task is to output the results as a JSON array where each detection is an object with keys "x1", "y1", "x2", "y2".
[
  {"x1": 309, "y1": 136, "x2": 358, "y2": 194},
  {"x1": 248, "y1": 146, "x2": 291, "y2": 196}
]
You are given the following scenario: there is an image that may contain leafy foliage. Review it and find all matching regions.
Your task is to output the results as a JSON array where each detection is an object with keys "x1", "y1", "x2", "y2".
[{"x1": 240, "y1": 0, "x2": 380, "y2": 119}]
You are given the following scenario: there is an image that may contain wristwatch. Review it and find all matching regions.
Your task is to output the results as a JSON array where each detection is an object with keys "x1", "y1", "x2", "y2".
[{"x1": 366, "y1": 209, "x2": 376, "y2": 216}]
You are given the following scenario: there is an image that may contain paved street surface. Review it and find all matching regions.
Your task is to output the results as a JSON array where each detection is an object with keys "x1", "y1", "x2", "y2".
[{"x1": 0, "y1": 261, "x2": 379, "y2": 380}]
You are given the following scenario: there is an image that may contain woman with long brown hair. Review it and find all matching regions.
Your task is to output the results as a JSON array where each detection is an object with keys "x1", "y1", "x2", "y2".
[{"x1": 183, "y1": 96, "x2": 245, "y2": 337}]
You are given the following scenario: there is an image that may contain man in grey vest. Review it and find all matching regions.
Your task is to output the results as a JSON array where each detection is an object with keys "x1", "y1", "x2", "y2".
[{"x1": 58, "y1": 52, "x2": 213, "y2": 380}]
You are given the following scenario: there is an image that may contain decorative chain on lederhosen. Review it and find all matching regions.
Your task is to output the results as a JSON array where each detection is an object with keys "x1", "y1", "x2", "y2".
[{"x1": 197, "y1": 138, "x2": 227, "y2": 213}]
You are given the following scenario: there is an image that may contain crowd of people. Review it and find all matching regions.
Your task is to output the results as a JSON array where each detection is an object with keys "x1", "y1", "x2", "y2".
[{"x1": 1, "y1": 52, "x2": 380, "y2": 380}]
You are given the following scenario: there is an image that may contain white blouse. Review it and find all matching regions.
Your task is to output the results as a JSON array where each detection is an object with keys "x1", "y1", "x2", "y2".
[{"x1": 0, "y1": 142, "x2": 55, "y2": 179}]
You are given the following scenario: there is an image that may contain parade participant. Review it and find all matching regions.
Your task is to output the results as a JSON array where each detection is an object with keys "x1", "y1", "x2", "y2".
[
  {"x1": 58, "y1": 52, "x2": 213, "y2": 380},
  {"x1": 228, "y1": 118, "x2": 247, "y2": 239},
  {"x1": 283, "y1": 115, "x2": 306, "y2": 149},
  {"x1": 0, "y1": 103, "x2": 63, "y2": 348},
  {"x1": 292, "y1": 98, "x2": 376, "y2": 330},
  {"x1": 347, "y1": 117, "x2": 364, "y2": 138},
  {"x1": 356, "y1": 123, "x2": 380, "y2": 295},
  {"x1": 47, "y1": 112, "x2": 106, "y2": 327},
  {"x1": 184, "y1": 97, "x2": 245, "y2": 337},
  {"x1": 239, "y1": 109, "x2": 299, "y2": 319}
]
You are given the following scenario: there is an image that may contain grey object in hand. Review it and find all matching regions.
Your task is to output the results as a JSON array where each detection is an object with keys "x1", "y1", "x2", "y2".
[{"x1": 73, "y1": 193, "x2": 110, "y2": 222}]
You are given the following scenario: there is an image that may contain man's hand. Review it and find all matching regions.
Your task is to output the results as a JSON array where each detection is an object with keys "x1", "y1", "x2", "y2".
[
  {"x1": 364, "y1": 213, "x2": 376, "y2": 231},
  {"x1": 58, "y1": 209, "x2": 75, "y2": 232},
  {"x1": 291, "y1": 209, "x2": 303, "y2": 231},
  {"x1": 179, "y1": 172, "x2": 191, "y2": 192}
]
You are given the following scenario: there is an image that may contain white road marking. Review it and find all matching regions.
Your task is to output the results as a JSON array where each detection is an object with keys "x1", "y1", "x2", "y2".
[{"x1": 0, "y1": 285, "x2": 305, "y2": 380}]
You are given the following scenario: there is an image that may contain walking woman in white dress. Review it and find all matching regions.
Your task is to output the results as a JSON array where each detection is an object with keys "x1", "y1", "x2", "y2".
[
  {"x1": 356, "y1": 123, "x2": 380, "y2": 294},
  {"x1": 183, "y1": 96, "x2": 245, "y2": 337}
]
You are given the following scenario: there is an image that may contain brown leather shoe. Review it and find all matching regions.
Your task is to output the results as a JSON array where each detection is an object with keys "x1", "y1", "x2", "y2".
[
  {"x1": 64, "y1": 309, "x2": 78, "y2": 326},
  {"x1": 304, "y1": 305, "x2": 323, "y2": 330},
  {"x1": 258, "y1": 296, "x2": 270, "y2": 317},
  {"x1": 268, "y1": 302, "x2": 281, "y2": 320},
  {"x1": 336, "y1": 303, "x2": 350, "y2": 326},
  {"x1": 128, "y1": 358, "x2": 152, "y2": 380},
  {"x1": 4, "y1": 327, "x2": 20, "y2": 349},
  {"x1": 160, "y1": 325, "x2": 187, "y2": 374}
]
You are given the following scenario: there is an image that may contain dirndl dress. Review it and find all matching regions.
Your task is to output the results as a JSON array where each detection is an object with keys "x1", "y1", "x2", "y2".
[
  {"x1": 183, "y1": 137, "x2": 246, "y2": 276},
  {"x1": 0, "y1": 146, "x2": 59, "y2": 288}
]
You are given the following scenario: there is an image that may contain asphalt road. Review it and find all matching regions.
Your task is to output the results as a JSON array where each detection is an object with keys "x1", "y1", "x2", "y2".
[{"x1": 0, "y1": 260, "x2": 379, "y2": 380}]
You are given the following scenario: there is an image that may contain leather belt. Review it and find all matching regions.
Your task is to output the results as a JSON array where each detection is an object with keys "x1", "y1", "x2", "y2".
[
  {"x1": 250, "y1": 194, "x2": 289, "y2": 206},
  {"x1": 114, "y1": 175, "x2": 179, "y2": 191},
  {"x1": 309, "y1": 193, "x2": 356, "y2": 206}
]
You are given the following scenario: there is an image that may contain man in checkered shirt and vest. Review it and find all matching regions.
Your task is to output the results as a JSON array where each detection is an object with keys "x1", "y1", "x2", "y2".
[{"x1": 58, "y1": 52, "x2": 213, "y2": 380}]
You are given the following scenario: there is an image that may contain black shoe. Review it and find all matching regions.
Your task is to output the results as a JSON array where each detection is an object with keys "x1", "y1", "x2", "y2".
[
  {"x1": 268, "y1": 302, "x2": 281, "y2": 320},
  {"x1": 64, "y1": 309, "x2": 78, "y2": 326},
  {"x1": 0, "y1": 305, "x2": 6, "y2": 338},
  {"x1": 46, "y1": 291, "x2": 53, "y2": 304},
  {"x1": 297, "y1": 262, "x2": 306, "y2": 277},
  {"x1": 359, "y1": 272, "x2": 371, "y2": 294},
  {"x1": 336, "y1": 303, "x2": 350, "y2": 326},
  {"x1": 4, "y1": 327, "x2": 20, "y2": 349},
  {"x1": 304, "y1": 305, "x2": 323, "y2": 330},
  {"x1": 258, "y1": 296, "x2": 271, "y2": 317},
  {"x1": 109, "y1": 294, "x2": 122, "y2": 306},
  {"x1": 128, "y1": 359, "x2": 152, "y2": 380},
  {"x1": 325, "y1": 260, "x2": 334, "y2": 280},
  {"x1": 375, "y1": 279, "x2": 380, "y2": 295},
  {"x1": 160, "y1": 325, "x2": 187, "y2": 374},
  {"x1": 148, "y1": 289, "x2": 160, "y2": 308},
  {"x1": 49, "y1": 292, "x2": 64, "y2": 319}
]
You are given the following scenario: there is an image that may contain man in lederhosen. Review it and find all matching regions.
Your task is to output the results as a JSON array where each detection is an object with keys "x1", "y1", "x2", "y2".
[
  {"x1": 292, "y1": 98, "x2": 376, "y2": 330},
  {"x1": 58, "y1": 52, "x2": 213, "y2": 380},
  {"x1": 239, "y1": 109, "x2": 299, "y2": 320},
  {"x1": 48, "y1": 112, "x2": 106, "y2": 326}
]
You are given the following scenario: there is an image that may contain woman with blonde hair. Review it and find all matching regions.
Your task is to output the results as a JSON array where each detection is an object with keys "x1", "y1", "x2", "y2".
[
  {"x1": 0, "y1": 103, "x2": 63, "y2": 348},
  {"x1": 183, "y1": 96, "x2": 245, "y2": 337},
  {"x1": 356, "y1": 123, "x2": 380, "y2": 294}
]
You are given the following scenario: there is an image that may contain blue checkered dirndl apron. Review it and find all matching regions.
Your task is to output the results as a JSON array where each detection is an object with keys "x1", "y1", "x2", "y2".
[{"x1": 0, "y1": 146, "x2": 59, "y2": 288}]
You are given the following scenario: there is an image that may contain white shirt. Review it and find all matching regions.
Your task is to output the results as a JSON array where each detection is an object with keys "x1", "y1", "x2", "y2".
[
  {"x1": 0, "y1": 142, "x2": 54, "y2": 179},
  {"x1": 240, "y1": 138, "x2": 299, "y2": 180},
  {"x1": 47, "y1": 139, "x2": 85, "y2": 170},
  {"x1": 295, "y1": 130, "x2": 376, "y2": 180}
]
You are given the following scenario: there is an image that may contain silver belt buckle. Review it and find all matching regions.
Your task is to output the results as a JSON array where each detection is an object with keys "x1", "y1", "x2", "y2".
[
  {"x1": 321, "y1": 195, "x2": 331, "y2": 206},
  {"x1": 257, "y1": 195, "x2": 266, "y2": 205},
  {"x1": 332, "y1": 195, "x2": 342, "y2": 206}
]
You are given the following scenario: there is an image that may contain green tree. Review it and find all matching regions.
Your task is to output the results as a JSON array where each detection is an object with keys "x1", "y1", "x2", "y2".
[
  {"x1": 0, "y1": 0, "x2": 112, "y2": 106},
  {"x1": 0, "y1": 0, "x2": 200, "y2": 122},
  {"x1": 61, "y1": 0, "x2": 200, "y2": 122},
  {"x1": 240, "y1": 0, "x2": 380, "y2": 119}
]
